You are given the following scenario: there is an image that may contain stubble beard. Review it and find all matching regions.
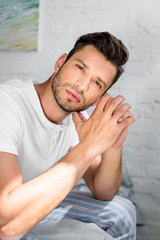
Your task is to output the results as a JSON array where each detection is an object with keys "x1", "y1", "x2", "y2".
[{"x1": 51, "y1": 70, "x2": 93, "y2": 113}]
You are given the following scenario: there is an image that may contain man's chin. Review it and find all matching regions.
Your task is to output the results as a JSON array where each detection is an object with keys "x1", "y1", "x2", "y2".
[
  {"x1": 59, "y1": 105, "x2": 89, "y2": 113},
  {"x1": 55, "y1": 98, "x2": 90, "y2": 113}
]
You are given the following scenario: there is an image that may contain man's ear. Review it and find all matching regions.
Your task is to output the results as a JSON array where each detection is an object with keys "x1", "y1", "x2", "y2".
[{"x1": 54, "y1": 53, "x2": 67, "y2": 73}]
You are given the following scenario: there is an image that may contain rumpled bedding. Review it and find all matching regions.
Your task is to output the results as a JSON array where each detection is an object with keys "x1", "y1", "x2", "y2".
[{"x1": 22, "y1": 219, "x2": 114, "y2": 240}]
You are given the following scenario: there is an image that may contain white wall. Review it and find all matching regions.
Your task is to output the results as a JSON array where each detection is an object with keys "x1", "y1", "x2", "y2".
[{"x1": 0, "y1": 0, "x2": 160, "y2": 239}]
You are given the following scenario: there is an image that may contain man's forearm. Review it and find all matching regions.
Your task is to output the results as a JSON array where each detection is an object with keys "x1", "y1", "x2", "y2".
[
  {"x1": 0, "y1": 143, "x2": 95, "y2": 239},
  {"x1": 92, "y1": 147, "x2": 123, "y2": 201}
]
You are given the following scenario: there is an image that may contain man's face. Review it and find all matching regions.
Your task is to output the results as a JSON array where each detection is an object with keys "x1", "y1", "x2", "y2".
[{"x1": 52, "y1": 45, "x2": 117, "y2": 113}]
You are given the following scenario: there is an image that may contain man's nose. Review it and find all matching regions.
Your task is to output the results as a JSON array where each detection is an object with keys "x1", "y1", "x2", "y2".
[{"x1": 75, "y1": 78, "x2": 90, "y2": 92}]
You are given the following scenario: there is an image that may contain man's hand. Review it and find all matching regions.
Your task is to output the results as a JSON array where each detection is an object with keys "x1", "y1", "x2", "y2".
[
  {"x1": 72, "y1": 93, "x2": 136, "y2": 156},
  {"x1": 112, "y1": 101, "x2": 133, "y2": 148}
]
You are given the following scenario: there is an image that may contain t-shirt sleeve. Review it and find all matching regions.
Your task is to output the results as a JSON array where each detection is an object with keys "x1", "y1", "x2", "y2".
[{"x1": 0, "y1": 93, "x2": 23, "y2": 155}]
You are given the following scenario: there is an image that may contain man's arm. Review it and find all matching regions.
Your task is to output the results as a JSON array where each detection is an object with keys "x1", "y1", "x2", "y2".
[
  {"x1": 89, "y1": 126, "x2": 130, "y2": 200},
  {"x1": 83, "y1": 147, "x2": 123, "y2": 201},
  {"x1": 0, "y1": 144, "x2": 95, "y2": 239}
]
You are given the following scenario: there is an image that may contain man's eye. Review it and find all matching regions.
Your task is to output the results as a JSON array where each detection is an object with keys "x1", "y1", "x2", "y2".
[
  {"x1": 94, "y1": 80, "x2": 102, "y2": 88},
  {"x1": 76, "y1": 64, "x2": 84, "y2": 71}
]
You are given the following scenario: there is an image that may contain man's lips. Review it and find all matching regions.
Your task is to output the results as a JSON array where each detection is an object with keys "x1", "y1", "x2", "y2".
[{"x1": 66, "y1": 90, "x2": 81, "y2": 102}]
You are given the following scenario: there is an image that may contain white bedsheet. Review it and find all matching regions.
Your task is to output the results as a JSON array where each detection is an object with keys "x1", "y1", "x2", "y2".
[{"x1": 22, "y1": 219, "x2": 114, "y2": 240}]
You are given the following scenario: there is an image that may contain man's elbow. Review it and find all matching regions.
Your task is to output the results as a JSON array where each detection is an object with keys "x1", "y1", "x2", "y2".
[
  {"x1": 0, "y1": 216, "x2": 22, "y2": 240},
  {"x1": 93, "y1": 188, "x2": 118, "y2": 201},
  {"x1": 0, "y1": 225, "x2": 22, "y2": 240},
  {"x1": 0, "y1": 200, "x2": 20, "y2": 239},
  {"x1": 94, "y1": 193, "x2": 114, "y2": 201}
]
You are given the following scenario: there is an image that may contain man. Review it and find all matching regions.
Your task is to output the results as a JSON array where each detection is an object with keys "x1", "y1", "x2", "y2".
[{"x1": 0, "y1": 32, "x2": 136, "y2": 240}]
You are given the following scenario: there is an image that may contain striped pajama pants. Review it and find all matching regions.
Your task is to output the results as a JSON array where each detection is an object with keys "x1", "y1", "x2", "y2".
[{"x1": 39, "y1": 191, "x2": 136, "y2": 240}]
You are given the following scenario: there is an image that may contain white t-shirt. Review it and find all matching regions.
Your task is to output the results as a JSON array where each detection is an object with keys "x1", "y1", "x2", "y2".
[{"x1": 0, "y1": 79, "x2": 80, "y2": 183}]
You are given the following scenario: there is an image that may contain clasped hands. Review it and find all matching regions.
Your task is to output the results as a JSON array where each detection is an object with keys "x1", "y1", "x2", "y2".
[{"x1": 72, "y1": 93, "x2": 136, "y2": 155}]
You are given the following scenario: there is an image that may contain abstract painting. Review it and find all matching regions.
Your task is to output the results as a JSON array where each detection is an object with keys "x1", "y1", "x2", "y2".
[{"x1": 0, "y1": 0, "x2": 39, "y2": 51}]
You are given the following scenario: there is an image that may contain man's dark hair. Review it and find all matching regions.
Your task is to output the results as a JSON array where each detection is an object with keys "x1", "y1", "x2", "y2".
[{"x1": 66, "y1": 32, "x2": 129, "y2": 90}]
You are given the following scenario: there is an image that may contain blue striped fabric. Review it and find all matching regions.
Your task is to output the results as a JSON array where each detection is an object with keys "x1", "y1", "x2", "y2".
[{"x1": 39, "y1": 191, "x2": 136, "y2": 240}]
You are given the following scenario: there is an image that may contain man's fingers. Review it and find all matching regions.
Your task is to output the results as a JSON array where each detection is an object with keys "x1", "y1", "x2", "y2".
[
  {"x1": 113, "y1": 103, "x2": 131, "y2": 122},
  {"x1": 78, "y1": 112, "x2": 87, "y2": 122},
  {"x1": 118, "y1": 110, "x2": 131, "y2": 123},
  {"x1": 93, "y1": 93, "x2": 111, "y2": 115},
  {"x1": 120, "y1": 115, "x2": 136, "y2": 128},
  {"x1": 103, "y1": 95, "x2": 125, "y2": 116},
  {"x1": 72, "y1": 112, "x2": 82, "y2": 128},
  {"x1": 72, "y1": 111, "x2": 87, "y2": 129},
  {"x1": 103, "y1": 97, "x2": 113, "y2": 111}
]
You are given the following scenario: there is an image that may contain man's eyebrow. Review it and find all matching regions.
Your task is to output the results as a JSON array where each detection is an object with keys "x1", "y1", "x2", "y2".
[
  {"x1": 75, "y1": 58, "x2": 107, "y2": 88},
  {"x1": 75, "y1": 58, "x2": 89, "y2": 70}
]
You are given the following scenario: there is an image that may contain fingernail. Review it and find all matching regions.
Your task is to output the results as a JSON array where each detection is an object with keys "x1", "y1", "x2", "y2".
[{"x1": 118, "y1": 117, "x2": 122, "y2": 122}]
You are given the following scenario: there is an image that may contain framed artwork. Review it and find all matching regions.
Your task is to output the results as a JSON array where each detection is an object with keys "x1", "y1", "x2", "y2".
[{"x1": 0, "y1": 0, "x2": 39, "y2": 51}]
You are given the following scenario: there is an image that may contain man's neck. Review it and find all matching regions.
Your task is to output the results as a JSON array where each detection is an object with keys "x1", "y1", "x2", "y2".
[{"x1": 34, "y1": 76, "x2": 70, "y2": 124}]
